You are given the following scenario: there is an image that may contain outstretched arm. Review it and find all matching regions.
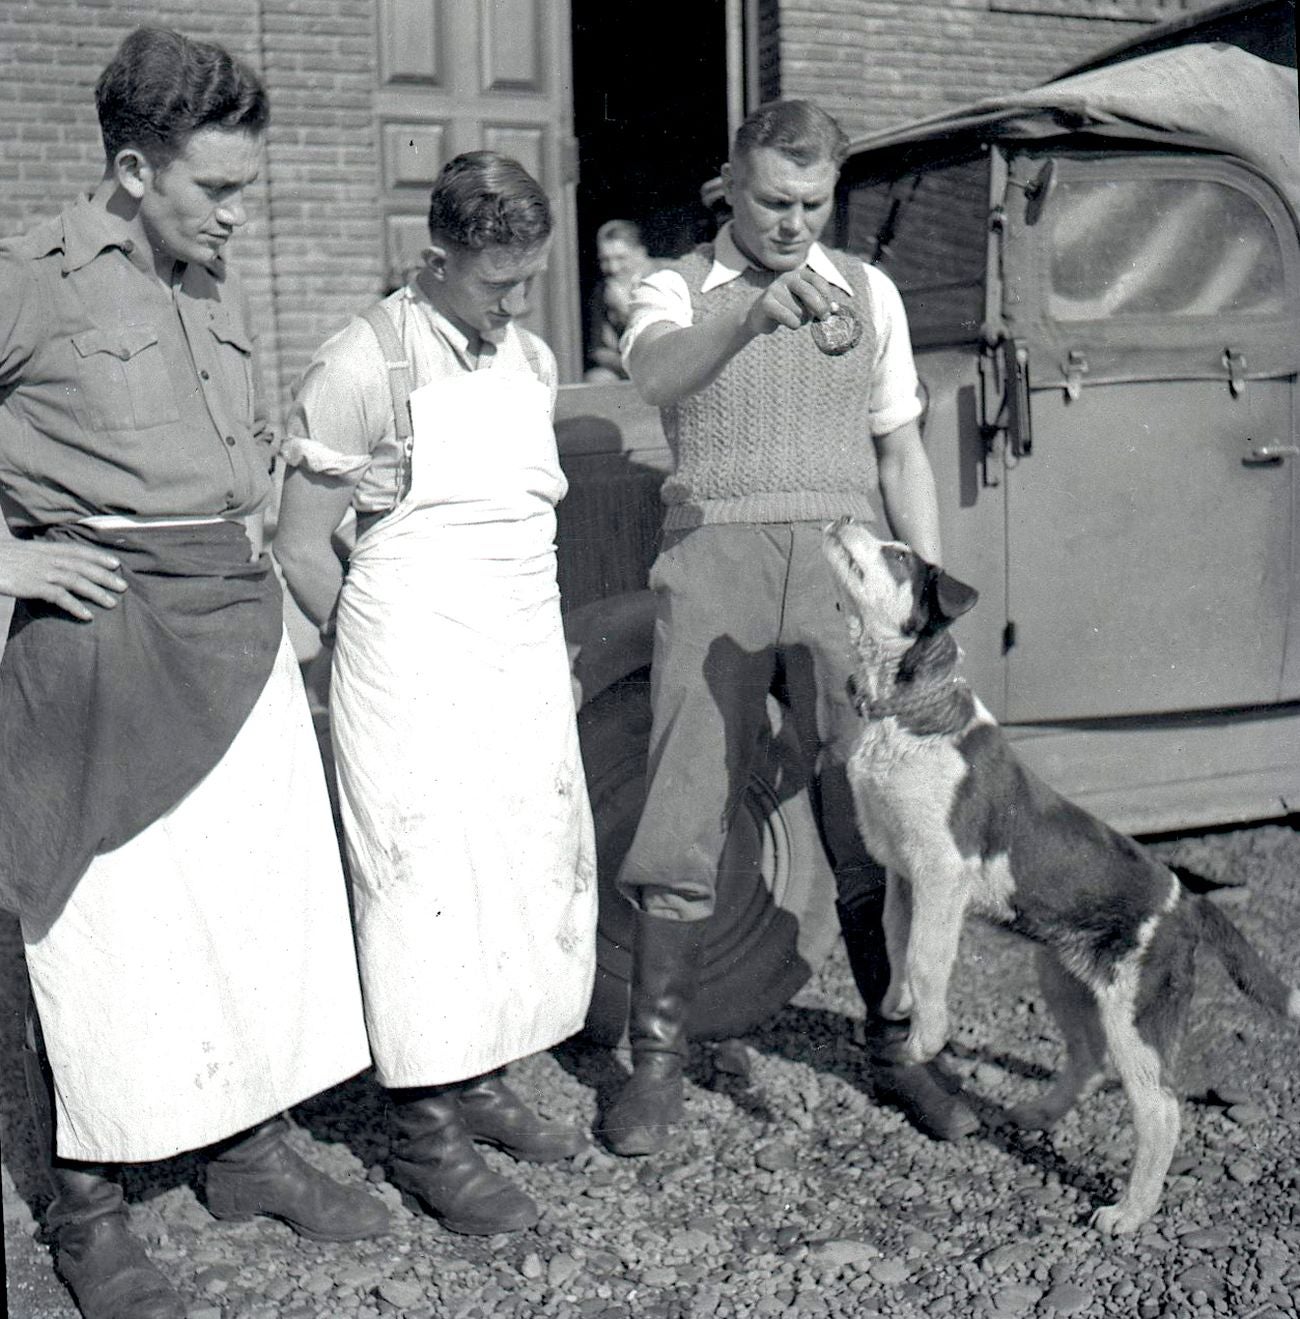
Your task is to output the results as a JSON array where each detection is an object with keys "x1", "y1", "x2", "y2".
[{"x1": 628, "y1": 268, "x2": 839, "y2": 408}]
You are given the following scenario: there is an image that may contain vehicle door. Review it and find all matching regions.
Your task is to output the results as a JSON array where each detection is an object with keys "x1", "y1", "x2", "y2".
[
  {"x1": 834, "y1": 152, "x2": 1009, "y2": 715},
  {"x1": 998, "y1": 151, "x2": 1300, "y2": 721}
]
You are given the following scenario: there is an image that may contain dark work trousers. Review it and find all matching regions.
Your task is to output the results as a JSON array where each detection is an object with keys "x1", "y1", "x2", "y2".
[{"x1": 615, "y1": 520, "x2": 884, "y2": 923}]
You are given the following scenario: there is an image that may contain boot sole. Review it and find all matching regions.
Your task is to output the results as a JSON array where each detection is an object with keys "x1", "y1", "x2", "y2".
[
  {"x1": 599, "y1": 1125, "x2": 670, "y2": 1157},
  {"x1": 207, "y1": 1204, "x2": 391, "y2": 1243},
  {"x1": 468, "y1": 1132, "x2": 586, "y2": 1164},
  {"x1": 396, "y1": 1188, "x2": 539, "y2": 1236}
]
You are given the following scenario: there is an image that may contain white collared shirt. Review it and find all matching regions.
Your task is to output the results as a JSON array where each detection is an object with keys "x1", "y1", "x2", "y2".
[
  {"x1": 620, "y1": 221, "x2": 922, "y2": 437},
  {"x1": 283, "y1": 280, "x2": 557, "y2": 514}
]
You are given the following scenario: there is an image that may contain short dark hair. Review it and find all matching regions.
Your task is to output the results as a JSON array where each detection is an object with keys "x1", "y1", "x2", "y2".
[
  {"x1": 596, "y1": 219, "x2": 644, "y2": 249},
  {"x1": 95, "y1": 27, "x2": 269, "y2": 168},
  {"x1": 732, "y1": 99, "x2": 849, "y2": 172},
  {"x1": 426, "y1": 151, "x2": 553, "y2": 252}
]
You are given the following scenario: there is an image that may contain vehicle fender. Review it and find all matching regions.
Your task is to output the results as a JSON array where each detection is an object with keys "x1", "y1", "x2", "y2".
[{"x1": 564, "y1": 590, "x2": 657, "y2": 709}]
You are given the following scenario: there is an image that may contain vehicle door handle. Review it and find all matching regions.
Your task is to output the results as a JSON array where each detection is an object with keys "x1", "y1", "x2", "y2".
[
  {"x1": 1243, "y1": 443, "x2": 1300, "y2": 465},
  {"x1": 998, "y1": 337, "x2": 1033, "y2": 457}
]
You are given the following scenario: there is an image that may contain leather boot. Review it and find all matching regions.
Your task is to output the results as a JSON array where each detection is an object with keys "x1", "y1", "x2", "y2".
[
  {"x1": 388, "y1": 1087, "x2": 539, "y2": 1235},
  {"x1": 455, "y1": 1070, "x2": 586, "y2": 1162},
  {"x1": 50, "y1": 1180, "x2": 186, "y2": 1319},
  {"x1": 24, "y1": 998, "x2": 184, "y2": 1319},
  {"x1": 836, "y1": 882, "x2": 979, "y2": 1141},
  {"x1": 600, "y1": 913, "x2": 707, "y2": 1157},
  {"x1": 205, "y1": 1117, "x2": 390, "y2": 1242}
]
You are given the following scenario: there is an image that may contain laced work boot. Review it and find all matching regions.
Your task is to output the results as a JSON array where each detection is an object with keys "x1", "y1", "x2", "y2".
[
  {"x1": 389, "y1": 1087, "x2": 539, "y2": 1235},
  {"x1": 24, "y1": 998, "x2": 184, "y2": 1319},
  {"x1": 51, "y1": 1185, "x2": 186, "y2": 1319},
  {"x1": 456, "y1": 1070, "x2": 586, "y2": 1162},
  {"x1": 205, "y1": 1117, "x2": 390, "y2": 1241}
]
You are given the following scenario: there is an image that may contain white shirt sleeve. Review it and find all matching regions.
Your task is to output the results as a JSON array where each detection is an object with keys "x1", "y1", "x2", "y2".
[
  {"x1": 619, "y1": 268, "x2": 694, "y2": 370},
  {"x1": 863, "y1": 263, "x2": 924, "y2": 437}
]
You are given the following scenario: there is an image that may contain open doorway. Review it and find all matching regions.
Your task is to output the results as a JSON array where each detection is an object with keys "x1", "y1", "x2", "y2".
[{"x1": 570, "y1": 1, "x2": 731, "y2": 379}]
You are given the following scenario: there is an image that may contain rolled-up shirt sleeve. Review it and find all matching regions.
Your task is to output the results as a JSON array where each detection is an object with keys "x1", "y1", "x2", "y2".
[
  {"x1": 284, "y1": 319, "x2": 391, "y2": 479},
  {"x1": 864, "y1": 263, "x2": 924, "y2": 437},
  {"x1": 276, "y1": 434, "x2": 372, "y2": 478},
  {"x1": 619, "y1": 269, "x2": 694, "y2": 371}
]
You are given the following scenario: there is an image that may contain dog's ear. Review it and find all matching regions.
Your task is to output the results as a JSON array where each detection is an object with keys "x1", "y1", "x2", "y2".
[
  {"x1": 902, "y1": 563, "x2": 979, "y2": 638},
  {"x1": 926, "y1": 567, "x2": 979, "y2": 628},
  {"x1": 898, "y1": 566, "x2": 979, "y2": 683}
]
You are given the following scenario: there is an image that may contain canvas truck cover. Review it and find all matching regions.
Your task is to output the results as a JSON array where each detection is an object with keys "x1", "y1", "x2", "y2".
[{"x1": 842, "y1": 44, "x2": 1300, "y2": 223}]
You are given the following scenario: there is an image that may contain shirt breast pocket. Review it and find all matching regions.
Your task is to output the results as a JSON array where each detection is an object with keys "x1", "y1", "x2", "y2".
[
  {"x1": 207, "y1": 313, "x2": 254, "y2": 426},
  {"x1": 70, "y1": 324, "x2": 180, "y2": 432}
]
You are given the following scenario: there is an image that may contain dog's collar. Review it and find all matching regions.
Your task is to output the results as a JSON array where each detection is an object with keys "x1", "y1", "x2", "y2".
[{"x1": 848, "y1": 672, "x2": 974, "y2": 736}]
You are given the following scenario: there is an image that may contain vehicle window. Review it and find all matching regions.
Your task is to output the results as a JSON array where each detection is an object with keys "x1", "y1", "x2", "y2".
[
  {"x1": 1048, "y1": 177, "x2": 1286, "y2": 321},
  {"x1": 837, "y1": 157, "x2": 989, "y2": 346}
]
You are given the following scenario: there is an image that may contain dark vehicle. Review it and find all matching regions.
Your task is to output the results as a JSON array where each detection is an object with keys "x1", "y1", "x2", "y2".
[{"x1": 557, "y1": 1, "x2": 1300, "y2": 1041}]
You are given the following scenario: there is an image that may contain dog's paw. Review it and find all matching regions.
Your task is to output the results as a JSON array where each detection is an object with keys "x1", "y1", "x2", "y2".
[
  {"x1": 1089, "y1": 1202, "x2": 1149, "y2": 1236},
  {"x1": 880, "y1": 985, "x2": 912, "y2": 1021},
  {"x1": 900, "y1": 1027, "x2": 945, "y2": 1066},
  {"x1": 903, "y1": 1010, "x2": 950, "y2": 1064}
]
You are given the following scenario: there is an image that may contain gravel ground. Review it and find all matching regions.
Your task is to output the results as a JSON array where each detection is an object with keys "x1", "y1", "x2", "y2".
[{"x1": 5, "y1": 822, "x2": 1300, "y2": 1319}]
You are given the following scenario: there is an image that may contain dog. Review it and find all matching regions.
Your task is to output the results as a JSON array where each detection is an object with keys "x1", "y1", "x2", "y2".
[{"x1": 822, "y1": 516, "x2": 1300, "y2": 1235}]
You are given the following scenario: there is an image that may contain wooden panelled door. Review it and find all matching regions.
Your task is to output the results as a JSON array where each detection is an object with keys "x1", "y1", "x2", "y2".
[{"x1": 374, "y1": 0, "x2": 581, "y2": 378}]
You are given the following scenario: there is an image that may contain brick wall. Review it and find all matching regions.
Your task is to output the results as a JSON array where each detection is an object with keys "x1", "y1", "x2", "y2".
[
  {"x1": 770, "y1": 0, "x2": 1220, "y2": 138},
  {"x1": 256, "y1": 0, "x2": 381, "y2": 413},
  {"x1": 0, "y1": 0, "x2": 381, "y2": 424}
]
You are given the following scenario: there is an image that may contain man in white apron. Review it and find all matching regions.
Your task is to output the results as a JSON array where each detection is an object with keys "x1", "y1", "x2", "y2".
[
  {"x1": 0, "y1": 29, "x2": 386, "y2": 1319},
  {"x1": 275, "y1": 152, "x2": 597, "y2": 1236}
]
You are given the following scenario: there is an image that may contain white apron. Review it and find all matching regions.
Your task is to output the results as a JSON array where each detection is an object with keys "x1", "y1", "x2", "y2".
[
  {"x1": 23, "y1": 632, "x2": 372, "y2": 1163},
  {"x1": 331, "y1": 362, "x2": 597, "y2": 1089}
]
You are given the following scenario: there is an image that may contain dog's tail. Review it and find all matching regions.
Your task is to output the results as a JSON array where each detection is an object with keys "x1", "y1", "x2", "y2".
[
  {"x1": 1169, "y1": 862, "x2": 1245, "y2": 894},
  {"x1": 1193, "y1": 896, "x2": 1300, "y2": 1019}
]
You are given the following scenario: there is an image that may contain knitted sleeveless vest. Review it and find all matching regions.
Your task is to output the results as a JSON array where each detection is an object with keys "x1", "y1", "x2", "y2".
[{"x1": 658, "y1": 245, "x2": 881, "y2": 529}]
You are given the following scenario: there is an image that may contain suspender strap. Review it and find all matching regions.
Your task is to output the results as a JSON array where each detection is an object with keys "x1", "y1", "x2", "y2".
[
  {"x1": 359, "y1": 302, "x2": 415, "y2": 508},
  {"x1": 518, "y1": 329, "x2": 543, "y2": 381},
  {"x1": 357, "y1": 302, "x2": 546, "y2": 518}
]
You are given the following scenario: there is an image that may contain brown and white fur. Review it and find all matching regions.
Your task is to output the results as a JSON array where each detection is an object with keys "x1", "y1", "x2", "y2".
[{"x1": 823, "y1": 517, "x2": 1300, "y2": 1235}]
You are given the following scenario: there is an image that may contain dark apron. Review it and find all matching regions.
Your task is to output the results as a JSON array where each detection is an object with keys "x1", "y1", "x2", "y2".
[{"x1": 0, "y1": 521, "x2": 282, "y2": 935}]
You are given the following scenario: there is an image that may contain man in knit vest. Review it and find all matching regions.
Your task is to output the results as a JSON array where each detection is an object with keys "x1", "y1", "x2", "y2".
[{"x1": 599, "y1": 99, "x2": 978, "y2": 1156}]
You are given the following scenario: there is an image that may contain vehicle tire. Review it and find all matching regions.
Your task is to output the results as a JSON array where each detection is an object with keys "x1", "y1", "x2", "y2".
[{"x1": 577, "y1": 670, "x2": 840, "y2": 1045}]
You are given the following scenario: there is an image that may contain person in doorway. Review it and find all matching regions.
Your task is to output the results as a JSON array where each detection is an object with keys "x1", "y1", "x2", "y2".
[
  {"x1": 600, "y1": 99, "x2": 979, "y2": 1156},
  {"x1": 0, "y1": 27, "x2": 386, "y2": 1319},
  {"x1": 275, "y1": 151, "x2": 598, "y2": 1236},
  {"x1": 584, "y1": 218, "x2": 653, "y2": 381}
]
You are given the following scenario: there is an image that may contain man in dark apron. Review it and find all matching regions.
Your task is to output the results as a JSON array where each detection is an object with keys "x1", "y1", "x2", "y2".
[{"x1": 0, "y1": 28, "x2": 386, "y2": 1319}]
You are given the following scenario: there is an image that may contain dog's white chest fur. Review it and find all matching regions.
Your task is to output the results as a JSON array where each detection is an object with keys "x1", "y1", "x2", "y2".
[{"x1": 846, "y1": 708, "x2": 1014, "y2": 922}]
